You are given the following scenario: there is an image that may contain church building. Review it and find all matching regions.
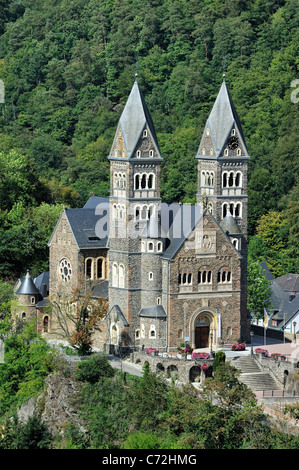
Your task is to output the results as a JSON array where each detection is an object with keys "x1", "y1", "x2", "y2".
[{"x1": 15, "y1": 77, "x2": 250, "y2": 352}]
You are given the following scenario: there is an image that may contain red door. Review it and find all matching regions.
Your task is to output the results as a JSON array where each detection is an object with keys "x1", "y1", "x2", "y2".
[{"x1": 195, "y1": 326, "x2": 209, "y2": 348}]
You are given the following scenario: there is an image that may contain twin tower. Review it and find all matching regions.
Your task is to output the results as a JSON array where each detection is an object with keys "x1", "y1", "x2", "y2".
[{"x1": 107, "y1": 77, "x2": 249, "y2": 349}]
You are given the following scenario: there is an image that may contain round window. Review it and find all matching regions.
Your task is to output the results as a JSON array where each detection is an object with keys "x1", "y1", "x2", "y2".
[{"x1": 59, "y1": 258, "x2": 72, "y2": 282}]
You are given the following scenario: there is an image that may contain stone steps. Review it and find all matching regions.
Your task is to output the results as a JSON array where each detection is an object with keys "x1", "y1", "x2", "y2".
[{"x1": 229, "y1": 355, "x2": 282, "y2": 392}]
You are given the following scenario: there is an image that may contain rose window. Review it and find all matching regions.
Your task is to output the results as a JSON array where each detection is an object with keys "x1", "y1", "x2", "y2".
[{"x1": 59, "y1": 258, "x2": 72, "y2": 282}]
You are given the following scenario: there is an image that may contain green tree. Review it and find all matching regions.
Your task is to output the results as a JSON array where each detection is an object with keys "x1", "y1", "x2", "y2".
[{"x1": 247, "y1": 257, "x2": 272, "y2": 320}]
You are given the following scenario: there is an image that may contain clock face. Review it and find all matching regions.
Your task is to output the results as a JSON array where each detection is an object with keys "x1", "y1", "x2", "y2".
[
  {"x1": 59, "y1": 258, "x2": 72, "y2": 282},
  {"x1": 227, "y1": 136, "x2": 239, "y2": 150}
]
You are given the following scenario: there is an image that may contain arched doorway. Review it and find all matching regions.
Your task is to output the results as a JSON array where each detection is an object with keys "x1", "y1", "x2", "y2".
[
  {"x1": 194, "y1": 313, "x2": 211, "y2": 348},
  {"x1": 43, "y1": 315, "x2": 49, "y2": 333}
]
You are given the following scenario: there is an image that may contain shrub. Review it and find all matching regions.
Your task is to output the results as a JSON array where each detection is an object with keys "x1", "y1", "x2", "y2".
[
  {"x1": 76, "y1": 353, "x2": 114, "y2": 384},
  {"x1": 212, "y1": 351, "x2": 226, "y2": 371}
]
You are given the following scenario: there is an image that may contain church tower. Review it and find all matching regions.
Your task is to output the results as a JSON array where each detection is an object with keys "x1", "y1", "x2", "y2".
[
  {"x1": 196, "y1": 78, "x2": 249, "y2": 237},
  {"x1": 196, "y1": 78, "x2": 250, "y2": 341},
  {"x1": 108, "y1": 77, "x2": 163, "y2": 341}
]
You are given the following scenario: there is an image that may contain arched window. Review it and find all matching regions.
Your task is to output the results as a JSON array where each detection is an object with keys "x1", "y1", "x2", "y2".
[
  {"x1": 217, "y1": 267, "x2": 232, "y2": 283},
  {"x1": 119, "y1": 264, "x2": 125, "y2": 288},
  {"x1": 136, "y1": 150, "x2": 141, "y2": 158},
  {"x1": 148, "y1": 173, "x2": 155, "y2": 189},
  {"x1": 224, "y1": 148, "x2": 228, "y2": 156},
  {"x1": 148, "y1": 242, "x2": 154, "y2": 252},
  {"x1": 228, "y1": 172, "x2": 234, "y2": 187},
  {"x1": 149, "y1": 150, "x2": 154, "y2": 158},
  {"x1": 149, "y1": 325, "x2": 156, "y2": 338},
  {"x1": 149, "y1": 272, "x2": 153, "y2": 281},
  {"x1": 223, "y1": 172, "x2": 228, "y2": 188},
  {"x1": 157, "y1": 242, "x2": 163, "y2": 252},
  {"x1": 232, "y1": 238, "x2": 239, "y2": 250},
  {"x1": 201, "y1": 171, "x2": 206, "y2": 186},
  {"x1": 143, "y1": 129, "x2": 147, "y2": 137},
  {"x1": 235, "y1": 172, "x2": 242, "y2": 187},
  {"x1": 198, "y1": 266, "x2": 212, "y2": 284},
  {"x1": 141, "y1": 174, "x2": 147, "y2": 189},
  {"x1": 222, "y1": 203, "x2": 228, "y2": 218},
  {"x1": 43, "y1": 316, "x2": 49, "y2": 333},
  {"x1": 97, "y1": 258, "x2": 104, "y2": 279},
  {"x1": 135, "y1": 174, "x2": 140, "y2": 190},
  {"x1": 235, "y1": 203, "x2": 241, "y2": 217},
  {"x1": 179, "y1": 270, "x2": 192, "y2": 285},
  {"x1": 86, "y1": 258, "x2": 94, "y2": 280},
  {"x1": 112, "y1": 263, "x2": 118, "y2": 287},
  {"x1": 141, "y1": 206, "x2": 147, "y2": 220},
  {"x1": 202, "y1": 147, "x2": 206, "y2": 156}
]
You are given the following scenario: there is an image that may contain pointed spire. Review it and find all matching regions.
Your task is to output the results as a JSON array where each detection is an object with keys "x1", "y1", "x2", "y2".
[
  {"x1": 16, "y1": 270, "x2": 40, "y2": 295},
  {"x1": 199, "y1": 80, "x2": 248, "y2": 158},
  {"x1": 109, "y1": 80, "x2": 161, "y2": 159}
]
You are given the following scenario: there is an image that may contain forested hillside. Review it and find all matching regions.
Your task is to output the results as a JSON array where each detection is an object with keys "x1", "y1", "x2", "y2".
[{"x1": 0, "y1": 0, "x2": 298, "y2": 279}]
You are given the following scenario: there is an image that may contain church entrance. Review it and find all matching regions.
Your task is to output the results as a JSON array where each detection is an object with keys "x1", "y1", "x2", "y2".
[
  {"x1": 195, "y1": 326, "x2": 209, "y2": 348},
  {"x1": 194, "y1": 313, "x2": 211, "y2": 349}
]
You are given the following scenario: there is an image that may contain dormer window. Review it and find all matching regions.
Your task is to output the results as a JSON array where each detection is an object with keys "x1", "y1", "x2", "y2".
[
  {"x1": 206, "y1": 128, "x2": 210, "y2": 136},
  {"x1": 202, "y1": 148, "x2": 206, "y2": 156},
  {"x1": 143, "y1": 129, "x2": 147, "y2": 137},
  {"x1": 149, "y1": 150, "x2": 154, "y2": 158},
  {"x1": 224, "y1": 148, "x2": 228, "y2": 156},
  {"x1": 231, "y1": 129, "x2": 235, "y2": 136},
  {"x1": 237, "y1": 148, "x2": 241, "y2": 156},
  {"x1": 136, "y1": 150, "x2": 141, "y2": 158}
]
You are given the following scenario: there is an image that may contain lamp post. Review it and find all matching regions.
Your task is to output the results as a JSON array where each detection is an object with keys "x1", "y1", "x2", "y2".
[
  {"x1": 250, "y1": 330, "x2": 254, "y2": 356},
  {"x1": 210, "y1": 331, "x2": 213, "y2": 356}
]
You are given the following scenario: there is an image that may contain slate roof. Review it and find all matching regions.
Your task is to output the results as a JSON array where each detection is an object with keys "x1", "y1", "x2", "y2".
[
  {"x1": 16, "y1": 271, "x2": 40, "y2": 296},
  {"x1": 162, "y1": 204, "x2": 203, "y2": 260},
  {"x1": 109, "y1": 79, "x2": 161, "y2": 159},
  {"x1": 219, "y1": 212, "x2": 242, "y2": 235},
  {"x1": 91, "y1": 280, "x2": 108, "y2": 300},
  {"x1": 260, "y1": 262, "x2": 275, "y2": 281},
  {"x1": 139, "y1": 305, "x2": 167, "y2": 318},
  {"x1": 274, "y1": 273, "x2": 299, "y2": 293},
  {"x1": 197, "y1": 79, "x2": 249, "y2": 158},
  {"x1": 105, "y1": 305, "x2": 129, "y2": 327},
  {"x1": 64, "y1": 202, "x2": 109, "y2": 250}
]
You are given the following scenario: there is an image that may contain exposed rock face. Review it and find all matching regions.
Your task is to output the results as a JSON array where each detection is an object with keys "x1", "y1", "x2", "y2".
[
  {"x1": 17, "y1": 367, "x2": 86, "y2": 436},
  {"x1": 39, "y1": 372, "x2": 85, "y2": 435}
]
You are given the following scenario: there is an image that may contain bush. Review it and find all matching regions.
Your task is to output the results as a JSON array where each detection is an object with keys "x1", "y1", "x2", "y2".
[
  {"x1": 212, "y1": 351, "x2": 226, "y2": 371},
  {"x1": 76, "y1": 353, "x2": 114, "y2": 384}
]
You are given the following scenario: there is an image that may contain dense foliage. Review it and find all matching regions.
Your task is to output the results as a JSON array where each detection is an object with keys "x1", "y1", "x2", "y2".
[
  {"x1": 0, "y1": 337, "x2": 298, "y2": 449},
  {"x1": 66, "y1": 355, "x2": 299, "y2": 449},
  {"x1": 0, "y1": 0, "x2": 297, "y2": 279}
]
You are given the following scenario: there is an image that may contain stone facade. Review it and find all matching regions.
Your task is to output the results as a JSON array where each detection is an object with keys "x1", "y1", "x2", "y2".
[{"x1": 16, "y1": 79, "x2": 250, "y2": 354}]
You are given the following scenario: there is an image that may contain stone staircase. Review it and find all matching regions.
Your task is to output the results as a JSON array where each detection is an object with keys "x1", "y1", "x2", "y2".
[{"x1": 229, "y1": 355, "x2": 282, "y2": 392}]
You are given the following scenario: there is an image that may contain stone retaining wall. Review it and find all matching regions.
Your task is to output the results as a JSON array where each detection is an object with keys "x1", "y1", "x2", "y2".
[
  {"x1": 256, "y1": 354, "x2": 299, "y2": 391},
  {"x1": 131, "y1": 351, "x2": 214, "y2": 383}
]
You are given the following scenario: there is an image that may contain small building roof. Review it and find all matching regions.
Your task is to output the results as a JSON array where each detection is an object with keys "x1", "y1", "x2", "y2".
[
  {"x1": 16, "y1": 270, "x2": 40, "y2": 296},
  {"x1": 139, "y1": 305, "x2": 166, "y2": 318},
  {"x1": 219, "y1": 212, "x2": 242, "y2": 235},
  {"x1": 274, "y1": 273, "x2": 299, "y2": 293}
]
